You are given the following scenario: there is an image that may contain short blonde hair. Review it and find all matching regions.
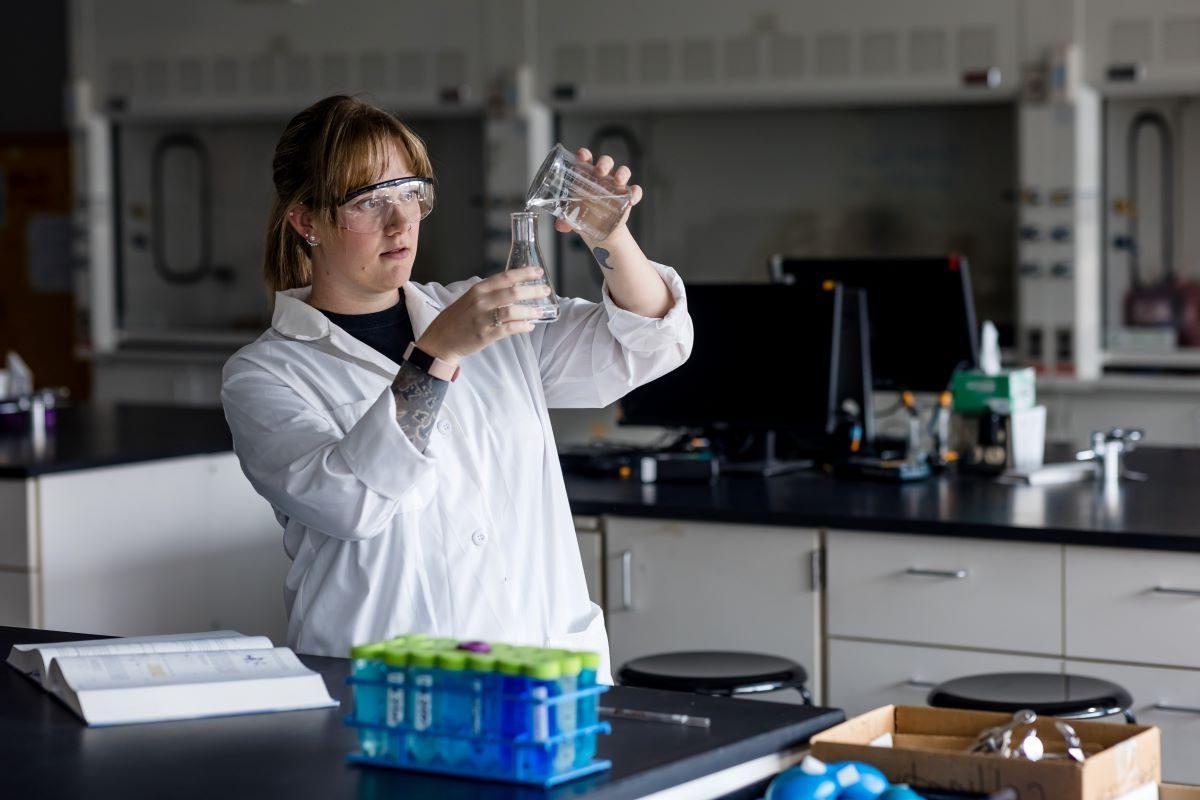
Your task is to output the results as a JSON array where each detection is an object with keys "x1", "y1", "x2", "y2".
[{"x1": 264, "y1": 95, "x2": 433, "y2": 292}]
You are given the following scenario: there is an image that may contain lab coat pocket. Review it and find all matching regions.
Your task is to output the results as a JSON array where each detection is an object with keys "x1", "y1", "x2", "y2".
[{"x1": 546, "y1": 602, "x2": 613, "y2": 684}]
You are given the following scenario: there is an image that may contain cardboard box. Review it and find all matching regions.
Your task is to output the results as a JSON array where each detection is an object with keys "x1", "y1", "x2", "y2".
[
  {"x1": 810, "y1": 706, "x2": 1160, "y2": 800},
  {"x1": 1161, "y1": 786, "x2": 1200, "y2": 800},
  {"x1": 951, "y1": 368, "x2": 1036, "y2": 415}
]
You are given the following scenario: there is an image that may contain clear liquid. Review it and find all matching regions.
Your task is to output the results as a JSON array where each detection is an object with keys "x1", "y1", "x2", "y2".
[
  {"x1": 524, "y1": 195, "x2": 626, "y2": 242},
  {"x1": 507, "y1": 231, "x2": 558, "y2": 323}
]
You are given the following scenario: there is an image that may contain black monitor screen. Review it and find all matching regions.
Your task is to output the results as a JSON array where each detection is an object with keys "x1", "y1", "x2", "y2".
[
  {"x1": 772, "y1": 255, "x2": 978, "y2": 392},
  {"x1": 618, "y1": 283, "x2": 840, "y2": 435}
]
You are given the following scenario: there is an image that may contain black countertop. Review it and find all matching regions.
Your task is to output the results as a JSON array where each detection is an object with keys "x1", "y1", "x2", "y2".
[
  {"x1": 566, "y1": 446, "x2": 1200, "y2": 553},
  {"x1": 0, "y1": 403, "x2": 231, "y2": 477},
  {"x1": 4, "y1": 404, "x2": 1200, "y2": 552},
  {"x1": 0, "y1": 626, "x2": 843, "y2": 800}
]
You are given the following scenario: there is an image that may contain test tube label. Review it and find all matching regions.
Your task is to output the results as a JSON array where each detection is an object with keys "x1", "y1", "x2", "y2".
[
  {"x1": 531, "y1": 686, "x2": 549, "y2": 740},
  {"x1": 386, "y1": 671, "x2": 406, "y2": 727},
  {"x1": 414, "y1": 674, "x2": 434, "y2": 731}
]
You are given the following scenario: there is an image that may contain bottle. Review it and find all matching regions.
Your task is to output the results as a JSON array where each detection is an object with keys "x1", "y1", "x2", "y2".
[
  {"x1": 497, "y1": 655, "x2": 528, "y2": 772},
  {"x1": 505, "y1": 212, "x2": 559, "y2": 323},
  {"x1": 383, "y1": 644, "x2": 409, "y2": 763},
  {"x1": 349, "y1": 642, "x2": 388, "y2": 758},
  {"x1": 574, "y1": 650, "x2": 601, "y2": 767}
]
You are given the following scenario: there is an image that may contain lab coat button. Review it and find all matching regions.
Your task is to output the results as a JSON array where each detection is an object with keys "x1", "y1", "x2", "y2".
[
  {"x1": 438, "y1": 420, "x2": 452, "y2": 434},
  {"x1": 471, "y1": 530, "x2": 488, "y2": 546}
]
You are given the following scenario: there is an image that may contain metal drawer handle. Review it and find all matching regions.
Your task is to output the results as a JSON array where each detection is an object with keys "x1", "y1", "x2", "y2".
[
  {"x1": 1153, "y1": 704, "x2": 1200, "y2": 715},
  {"x1": 905, "y1": 679, "x2": 937, "y2": 689},
  {"x1": 1152, "y1": 586, "x2": 1200, "y2": 598},
  {"x1": 905, "y1": 568, "x2": 968, "y2": 579},
  {"x1": 620, "y1": 550, "x2": 634, "y2": 611}
]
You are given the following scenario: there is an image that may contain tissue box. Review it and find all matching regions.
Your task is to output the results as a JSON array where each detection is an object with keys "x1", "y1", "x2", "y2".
[
  {"x1": 951, "y1": 368, "x2": 1036, "y2": 415},
  {"x1": 810, "y1": 705, "x2": 1160, "y2": 800}
]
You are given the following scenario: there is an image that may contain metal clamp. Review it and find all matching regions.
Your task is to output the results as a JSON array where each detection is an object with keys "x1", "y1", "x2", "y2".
[{"x1": 905, "y1": 568, "x2": 968, "y2": 579}]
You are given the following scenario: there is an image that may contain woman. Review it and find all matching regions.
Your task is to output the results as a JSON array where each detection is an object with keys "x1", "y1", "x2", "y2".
[{"x1": 222, "y1": 95, "x2": 692, "y2": 683}]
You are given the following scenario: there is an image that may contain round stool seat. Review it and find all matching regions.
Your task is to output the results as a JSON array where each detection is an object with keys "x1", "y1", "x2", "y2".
[
  {"x1": 927, "y1": 672, "x2": 1134, "y2": 720},
  {"x1": 618, "y1": 651, "x2": 808, "y2": 698}
]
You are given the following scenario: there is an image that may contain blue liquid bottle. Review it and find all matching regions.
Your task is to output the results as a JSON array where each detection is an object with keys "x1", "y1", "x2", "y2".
[
  {"x1": 554, "y1": 653, "x2": 581, "y2": 773},
  {"x1": 518, "y1": 656, "x2": 562, "y2": 781},
  {"x1": 382, "y1": 644, "x2": 409, "y2": 763},
  {"x1": 497, "y1": 654, "x2": 528, "y2": 771},
  {"x1": 464, "y1": 650, "x2": 501, "y2": 773},
  {"x1": 349, "y1": 642, "x2": 388, "y2": 757},
  {"x1": 574, "y1": 650, "x2": 601, "y2": 767}
]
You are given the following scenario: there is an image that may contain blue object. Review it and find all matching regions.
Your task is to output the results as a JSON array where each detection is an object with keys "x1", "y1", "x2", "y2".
[
  {"x1": 828, "y1": 761, "x2": 890, "y2": 800},
  {"x1": 765, "y1": 768, "x2": 840, "y2": 800},
  {"x1": 350, "y1": 645, "x2": 388, "y2": 758},
  {"x1": 878, "y1": 785, "x2": 926, "y2": 800}
]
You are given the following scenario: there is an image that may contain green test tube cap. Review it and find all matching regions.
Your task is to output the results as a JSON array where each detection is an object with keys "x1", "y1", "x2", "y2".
[{"x1": 349, "y1": 642, "x2": 387, "y2": 660}]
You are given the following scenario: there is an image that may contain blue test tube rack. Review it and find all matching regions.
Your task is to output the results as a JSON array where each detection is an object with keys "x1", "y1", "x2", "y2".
[{"x1": 345, "y1": 669, "x2": 612, "y2": 787}]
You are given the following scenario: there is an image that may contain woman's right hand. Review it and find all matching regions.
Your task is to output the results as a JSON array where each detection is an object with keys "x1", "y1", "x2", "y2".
[{"x1": 414, "y1": 267, "x2": 551, "y2": 365}]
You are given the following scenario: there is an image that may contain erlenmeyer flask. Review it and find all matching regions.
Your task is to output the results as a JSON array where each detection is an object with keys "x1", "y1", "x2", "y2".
[{"x1": 505, "y1": 212, "x2": 558, "y2": 323}]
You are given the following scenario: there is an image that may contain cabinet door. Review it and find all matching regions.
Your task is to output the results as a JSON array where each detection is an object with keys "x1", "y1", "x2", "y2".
[
  {"x1": 829, "y1": 638, "x2": 1063, "y2": 719},
  {"x1": 603, "y1": 516, "x2": 821, "y2": 702},
  {"x1": 1067, "y1": 545, "x2": 1200, "y2": 669},
  {"x1": 577, "y1": 530, "x2": 603, "y2": 607},
  {"x1": 1085, "y1": 0, "x2": 1200, "y2": 94},
  {"x1": 1065, "y1": 660, "x2": 1200, "y2": 785},
  {"x1": 38, "y1": 454, "x2": 288, "y2": 641},
  {"x1": 827, "y1": 531, "x2": 1062, "y2": 654}
]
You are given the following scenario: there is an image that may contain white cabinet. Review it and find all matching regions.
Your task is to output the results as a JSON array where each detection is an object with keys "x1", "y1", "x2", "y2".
[
  {"x1": 829, "y1": 639, "x2": 1064, "y2": 719},
  {"x1": 1066, "y1": 660, "x2": 1200, "y2": 785},
  {"x1": 79, "y1": 0, "x2": 487, "y2": 118},
  {"x1": 1084, "y1": 0, "x2": 1200, "y2": 95},
  {"x1": 534, "y1": 0, "x2": 1019, "y2": 109},
  {"x1": 1067, "y1": 545, "x2": 1200, "y2": 669},
  {"x1": 0, "y1": 454, "x2": 288, "y2": 642},
  {"x1": 603, "y1": 516, "x2": 822, "y2": 702},
  {"x1": 827, "y1": 531, "x2": 1062, "y2": 655}
]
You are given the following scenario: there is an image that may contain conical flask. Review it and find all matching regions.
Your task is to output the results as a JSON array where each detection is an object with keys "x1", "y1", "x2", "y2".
[{"x1": 505, "y1": 212, "x2": 558, "y2": 323}]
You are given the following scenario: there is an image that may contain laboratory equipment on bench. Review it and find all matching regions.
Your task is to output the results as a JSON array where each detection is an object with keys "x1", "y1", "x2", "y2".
[
  {"x1": 345, "y1": 635, "x2": 609, "y2": 787},
  {"x1": 769, "y1": 255, "x2": 979, "y2": 392},
  {"x1": 524, "y1": 143, "x2": 632, "y2": 242},
  {"x1": 504, "y1": 212, "x2": 558, "y2": 322},
  {"x1": 1121, "y1": 111, "x2": 1200, "y2": 347},
  {"x1": 1075, "y1": 427, "x2": 1147, "y2": 487}
]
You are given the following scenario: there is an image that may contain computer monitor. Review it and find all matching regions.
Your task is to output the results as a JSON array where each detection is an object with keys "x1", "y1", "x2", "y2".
[
  {"x1": 769, "y1": 255, "x2": 979, "y2": 392},
  {"x1": 618, "y1": 282, "x2": 859, "y2": 473}
]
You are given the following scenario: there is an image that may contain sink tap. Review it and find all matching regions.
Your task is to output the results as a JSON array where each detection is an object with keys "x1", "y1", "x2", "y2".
[{"x1": 1076, "y1": 428, "x2": 1146, "y2": 488}]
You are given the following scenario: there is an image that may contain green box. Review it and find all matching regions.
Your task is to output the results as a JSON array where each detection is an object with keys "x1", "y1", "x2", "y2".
[{"x1": 950, "y1": 368, "x2": 1036, "y2": 415}]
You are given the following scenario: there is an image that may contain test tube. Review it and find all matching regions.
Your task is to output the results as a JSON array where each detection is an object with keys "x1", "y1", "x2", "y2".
[
  {"x1": 519, "y1": 656, "x2": 562, "y2": 780},
  {"x1": 554, "y1": 653, "x2": 581, "y2": 773},
  {"x1": 575, "y1": 650, "x2": 601, "y2": 767},
  {"x1": 349, "y1": 642, "x2": 388, "y2": 757},
  {"x1": 406, "y1": 649, "x2": 439, "y2": 765},
  {"x1": 465, "y1": 650, "x2": 500, "y2": 772},
  {"x1": 435, "y1": 650, "x2": 471, "y2": 767},
  {"x1": 383, "y1": 644, "x2": 409, "y2": 763}
]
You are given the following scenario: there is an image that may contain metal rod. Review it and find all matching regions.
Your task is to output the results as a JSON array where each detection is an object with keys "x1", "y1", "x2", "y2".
[
  {"x1": 600, "y1": 706, "x2": 711, "y2": 728},
  {"x1": 905, "y1": 568, "x2": 969, "y2": 579}
]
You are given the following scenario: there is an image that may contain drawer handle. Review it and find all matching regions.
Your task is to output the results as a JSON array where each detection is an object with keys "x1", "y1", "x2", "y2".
[
  {"x1": 1152, "y1": 586, "x2": 1200, "y2": 598},
  {"x1": 905, "y1": 568, "x2": 968, "y2": 579},
  {"x1": 905, "y1": 679, "x2": 937, "y2": 689},
  {"x1": 620, "y1": 550, "x2": 634, "y2": 611},
  {"x1": 1153, "y1": 704, "x2": 1200, "y2": 715}
]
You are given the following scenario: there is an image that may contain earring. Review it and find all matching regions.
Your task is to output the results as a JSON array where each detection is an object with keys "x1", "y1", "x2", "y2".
[{"x1": 305, "y1": 233, "x2": 319, "y2": 246}]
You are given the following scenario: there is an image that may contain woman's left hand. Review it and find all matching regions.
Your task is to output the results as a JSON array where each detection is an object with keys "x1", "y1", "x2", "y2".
[{"x1": 553, "y1": 147, "x2": 643, "y2": 237}]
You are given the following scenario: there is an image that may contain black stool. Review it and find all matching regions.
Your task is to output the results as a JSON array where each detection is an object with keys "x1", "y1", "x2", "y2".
[
  {"x1": 618, "y1": 651, "x2": 812, "y2": 704},
  {"x1": 927, "y1": 672, "x2": 1136, "y2": 723}
]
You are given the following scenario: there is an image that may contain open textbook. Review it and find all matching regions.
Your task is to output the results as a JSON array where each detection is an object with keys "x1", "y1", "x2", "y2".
[{"x1": 7, "y1": 631, "x2": 338, "y2": 726}]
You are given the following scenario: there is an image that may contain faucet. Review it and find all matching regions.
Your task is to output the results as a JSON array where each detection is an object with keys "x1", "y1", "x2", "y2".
[{"x1": 1076, "y1": 428, "x2": 1147, "y2": 488}]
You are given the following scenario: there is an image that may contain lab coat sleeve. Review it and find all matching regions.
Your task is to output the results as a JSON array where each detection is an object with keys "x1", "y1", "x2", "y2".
[
  {"x1": 531, "y1": 260, "x2": 694, "y2": 408},
  {"x1": 221, "y1": 367, "x2": 438, "y2": 542}
]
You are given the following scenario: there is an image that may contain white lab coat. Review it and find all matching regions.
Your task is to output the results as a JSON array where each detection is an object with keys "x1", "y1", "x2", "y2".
[{"x1": 221, "y1": 261, "x2": 693, "y2": 683}]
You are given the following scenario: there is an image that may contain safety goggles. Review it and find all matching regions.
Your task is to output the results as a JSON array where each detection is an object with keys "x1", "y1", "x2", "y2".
[{"x1": 337, "y1": 177, "x2": 435, "y2": 233}]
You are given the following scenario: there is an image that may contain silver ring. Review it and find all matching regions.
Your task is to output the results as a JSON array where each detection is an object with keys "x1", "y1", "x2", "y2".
[{"x1": 492, "y1": 308, "x2": 502, "y2": 328}]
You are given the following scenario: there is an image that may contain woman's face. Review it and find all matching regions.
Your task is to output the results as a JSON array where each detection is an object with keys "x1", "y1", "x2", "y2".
[{"x1": 291, "y1": 140, "x2": 421, "y2": 299}]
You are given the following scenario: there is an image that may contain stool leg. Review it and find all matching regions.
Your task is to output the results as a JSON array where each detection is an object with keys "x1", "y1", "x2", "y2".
[
  {"x1": 797, "y1": 685, "x2": 813, "y2": 705},
  {"x1": 1123, "y1": 709, "x2": 1137, "y2": 724}
]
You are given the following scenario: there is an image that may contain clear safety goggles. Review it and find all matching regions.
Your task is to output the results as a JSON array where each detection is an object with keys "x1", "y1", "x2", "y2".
[{"x1": 337, "y1": 177, "x2": 435, "y2": 233}]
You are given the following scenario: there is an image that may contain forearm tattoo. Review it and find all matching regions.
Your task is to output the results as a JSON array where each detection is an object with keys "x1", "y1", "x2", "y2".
[
  {"x1": 593, "y1": 247, "x2": 614, "y2": 270},
  {"x1": 389, "y1": 361, "x2": 448, "y2": 453}
]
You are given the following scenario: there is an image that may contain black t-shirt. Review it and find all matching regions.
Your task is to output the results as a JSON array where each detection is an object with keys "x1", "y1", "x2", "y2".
[{"x1": 317, "y1": 292, "x2": 415, "y2": 366}]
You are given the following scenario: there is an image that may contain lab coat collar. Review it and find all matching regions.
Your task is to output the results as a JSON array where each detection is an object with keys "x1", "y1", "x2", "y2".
[{"x1": 271, "y1": 283, "x2": 446, "y2": 369}]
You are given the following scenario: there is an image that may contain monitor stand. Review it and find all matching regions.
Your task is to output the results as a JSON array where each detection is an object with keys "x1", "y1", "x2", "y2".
[{"x1": 717, "y1": 430, "x2": 814, "y2": 478}]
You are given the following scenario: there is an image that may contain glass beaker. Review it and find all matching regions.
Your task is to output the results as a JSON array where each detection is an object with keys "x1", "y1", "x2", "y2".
[
  {"x1": 505, "y1": 212, "x2": 558, "y2": 323},
  {"x1": 524, "y1": 143, "x2": 633, "y2": 242}
]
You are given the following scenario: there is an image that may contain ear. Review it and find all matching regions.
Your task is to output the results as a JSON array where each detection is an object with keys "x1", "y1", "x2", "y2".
[{"x1": 286, "y1": 204, "x2": 317, "y2": 241}]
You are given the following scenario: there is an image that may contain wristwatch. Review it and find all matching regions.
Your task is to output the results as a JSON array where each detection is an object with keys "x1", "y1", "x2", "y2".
[{"x1": 403, "y1": 342, "x2": 460, "y2": 382}]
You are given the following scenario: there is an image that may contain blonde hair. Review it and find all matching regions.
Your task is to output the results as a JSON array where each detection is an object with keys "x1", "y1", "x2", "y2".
[{"x1": 264, "y1": 95, "x2": 434, "y2": 293}]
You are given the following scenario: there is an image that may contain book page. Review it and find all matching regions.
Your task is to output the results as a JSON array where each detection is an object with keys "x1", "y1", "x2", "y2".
[
  {"x1": 49, "y1": 648, "x2": 317, "y2": 694},
  {"x1": 7, "y1": 631, "x2": 263, "y2": 683}
]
